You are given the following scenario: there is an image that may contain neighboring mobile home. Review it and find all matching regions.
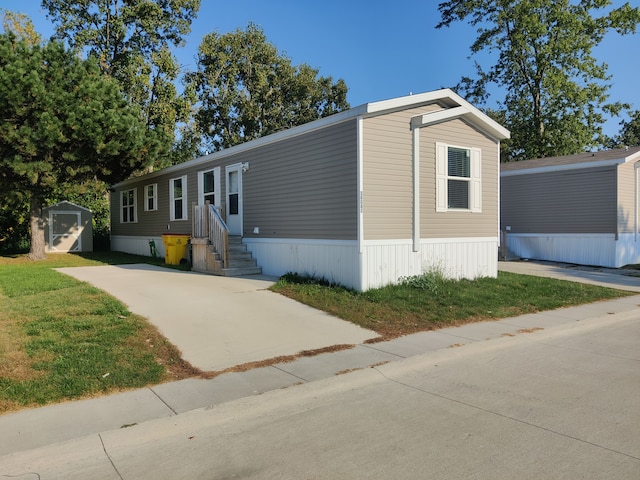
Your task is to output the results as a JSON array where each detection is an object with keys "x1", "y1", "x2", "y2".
[
  {"x1": 110, "y1": 89, "x2": 509, "y2": 291},
  {"x1": 501, "y1": 146, "x2": 640, "y2": 268}
]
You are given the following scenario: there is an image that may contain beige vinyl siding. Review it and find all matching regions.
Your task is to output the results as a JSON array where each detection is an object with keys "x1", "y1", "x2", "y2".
[
  {"x1": 500, "y1": 166, "x2": 617, "y2": 234},
  {"x1": 361, "y1": 104, "x2": 442, "y2": 240},
  {"x1": 242, "y1": 120, "x2": 358, "y2": 239},
  {"x1": 617, "y1": 162, "x2": 635, "y2": 234},
  {"x1": 420, "y1": 119, "x2": 499, "y2": 238},
  {"x1": 112, "y1": 120, "x2": 358, "y2": 240}
]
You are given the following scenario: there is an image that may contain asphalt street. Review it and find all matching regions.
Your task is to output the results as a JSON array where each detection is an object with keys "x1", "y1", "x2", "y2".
[{"x1": 2, "y1": 308, "x2": 638, "y2": 479}]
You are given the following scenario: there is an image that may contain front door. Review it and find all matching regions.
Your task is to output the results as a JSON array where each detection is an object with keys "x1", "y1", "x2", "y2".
[
  {"x1": 226, "y1": 164, "x2": 243, "y2": 235},
  {"x1": 50, "y1": 211, "x2": 82, "y2": 252}
]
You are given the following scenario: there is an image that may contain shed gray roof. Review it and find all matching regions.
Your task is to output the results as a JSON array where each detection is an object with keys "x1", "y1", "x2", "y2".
[
  {"x1": 43, "y1": 200, "x2": 92, "y2": 212},
  {"x1": 501, "y1": 146, "x2": 640, "y2": 176}
]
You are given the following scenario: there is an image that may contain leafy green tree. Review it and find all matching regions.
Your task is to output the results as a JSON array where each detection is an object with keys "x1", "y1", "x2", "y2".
[
  {"x1": 0, "y1": 33, "x2": 154, "y2": 259},
  {"x1": 187, "y1": 23, "x2": 350, "y2": 151},
  {"x1": 42, "y1": 0, "x2": 201, "y2": 168},
  {"x1": 0, "y1": 10, "x2": 40, "y2": 253},
  {"x1": 613, "y1": 111, "x2": 640, "y2": 147},
  {"x1": 437, "y1": 0, "x2": 640, "y2": 161}
]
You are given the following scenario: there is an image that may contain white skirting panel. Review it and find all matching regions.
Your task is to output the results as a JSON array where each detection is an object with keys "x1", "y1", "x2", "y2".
[
  {"x1": 361, "y1": 237, "x2": 498, "y2": 291},
  {"x1": 244, "y1": 238, "x2": 361, "y2": 289},
  {"x1": 615, "y1": 233, "x2": 640, "y2": 267},
  {"x1": 111, "y1": 235, "x2": 165, "y2": 258},
  {"x1": 112, "y1": 235, "x2": 499, "y2": 292},
  {"x1": 505, "y1": 233, "x2": 618, "y2": 267}
]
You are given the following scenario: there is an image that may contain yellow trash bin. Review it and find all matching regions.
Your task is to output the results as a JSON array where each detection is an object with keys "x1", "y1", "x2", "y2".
[{"x1": 161, "y1": 234, "x2": 190, "y2": 265}]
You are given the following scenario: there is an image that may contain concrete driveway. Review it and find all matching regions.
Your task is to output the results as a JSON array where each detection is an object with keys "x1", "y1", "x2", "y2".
[{"x1": 56, "y1": 264, "x2": 377, "y2": 372}]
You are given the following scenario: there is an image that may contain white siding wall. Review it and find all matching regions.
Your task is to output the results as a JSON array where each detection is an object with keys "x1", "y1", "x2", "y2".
[
  {"x1": 111, "y1": 235, "x2": 165, "y2": 258},
  {"x1": 616, "y1": 233, "x2": 640, "y2": 267},
  {"x1": 361, "y1": 237, "x2": 498, "y2": 290},
  {"x1": 244, "y1": 238, "x2": 361, "y2": 289},
  {"x1": 505, "y1": 233, "x2": 617, "y2": 267}
]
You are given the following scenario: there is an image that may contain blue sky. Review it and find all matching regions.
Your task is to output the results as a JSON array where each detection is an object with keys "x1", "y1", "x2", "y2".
[{"x1": 2, "y1": 0, "x2": 639, "y2": 138}]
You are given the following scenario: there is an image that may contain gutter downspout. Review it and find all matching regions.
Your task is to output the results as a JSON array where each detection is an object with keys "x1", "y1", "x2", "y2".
[
  {"x1": 357, "y1": 116, "x2": 365, "y2": 291},
  {"x1": 633, "y1": 160, "x2": 640, "y2": 242},
  {"x1": 498, "y1": 141, "x2": 501, "y2": 253},
  {"x1": 411, "y1": 119, "x2": 420, "y2": 252}
]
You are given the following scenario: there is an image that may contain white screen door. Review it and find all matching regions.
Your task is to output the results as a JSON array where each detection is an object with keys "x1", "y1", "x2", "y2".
[{"x1": 226, "y1": 164, "x2": 242, "y2": 235}]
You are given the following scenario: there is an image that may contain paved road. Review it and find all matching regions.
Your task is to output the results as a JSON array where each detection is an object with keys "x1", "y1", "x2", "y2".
[{"x1": 2, "y1": 310, "x2": 638, "y2": 479}]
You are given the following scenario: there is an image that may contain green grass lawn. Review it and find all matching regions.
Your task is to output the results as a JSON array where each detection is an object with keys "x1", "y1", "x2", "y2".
[
  {"x1": 271, "y1": 271, "x2": 634, "y2": 339},
  {"x1": 0, "y1": 253, "x2": 198, "y2": 413}
]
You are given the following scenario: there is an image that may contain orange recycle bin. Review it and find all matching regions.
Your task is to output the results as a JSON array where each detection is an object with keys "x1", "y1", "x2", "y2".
[{"x1": 161, "y1": 234, "x2": 190, "y2": 265}]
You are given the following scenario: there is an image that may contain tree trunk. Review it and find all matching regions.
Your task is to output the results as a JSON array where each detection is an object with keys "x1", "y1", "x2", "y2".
[{"x1": 27, "y1": 195, "x2": 46, "y2": 260}]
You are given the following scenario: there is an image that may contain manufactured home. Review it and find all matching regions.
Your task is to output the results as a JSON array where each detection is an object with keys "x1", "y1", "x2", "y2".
[
  {"x1": 110, "y1": 89, "x2": 509, "y2": 291},
  {"x1": 501, "y1": 146, "x2": 640, "y2": 268}
]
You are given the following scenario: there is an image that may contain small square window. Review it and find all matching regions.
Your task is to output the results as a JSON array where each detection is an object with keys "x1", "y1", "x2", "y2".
[{"x1": 436, "y1": 143, "x2": 481, "y2": 213}]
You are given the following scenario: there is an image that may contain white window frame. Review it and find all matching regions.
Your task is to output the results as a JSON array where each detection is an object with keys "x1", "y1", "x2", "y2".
[
  {"x1": 197, "y1": 167, "x2": 221, "y2": 207},
  {"x1": 436, "y1": 142, "x2": 482, "y2": 213},
  {"x1": 120, "y1": 188, "x2": 137, "y2": 223},
  {"x1": 144, "y1": 183, "x2": 158, "y2": 212},
  {"x1": 169, "y1": 175, "x2": 188, "y2": 221}
]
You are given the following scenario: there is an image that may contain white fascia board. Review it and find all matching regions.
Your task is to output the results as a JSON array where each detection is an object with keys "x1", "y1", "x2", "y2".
[
  {"x1": 372, "y1": 88, "x2": 510, "y2": 140},
  {"x1": 501, "y1": 158, "x2": 626, "y2": 177},
  {"x1": 623, "y1": 150, "x2": 640, "y2": 163},
  {"x1": 411, "y1": 106, "x2": 468, "y2": 128},
  {"x1": 410, "y1": 104, "x2": 510, "y2": 143},
  {"x1": 365, "y1": 88, "x2": 456, "y2": 114}
]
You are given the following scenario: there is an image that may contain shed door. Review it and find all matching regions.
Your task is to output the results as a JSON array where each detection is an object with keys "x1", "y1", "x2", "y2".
[
  {"x1": 50, "y1": 211, "x2": 82, "y2": 252},
  {"x1": 226, "y1": 164, "x2": 243, "y2": 235}
]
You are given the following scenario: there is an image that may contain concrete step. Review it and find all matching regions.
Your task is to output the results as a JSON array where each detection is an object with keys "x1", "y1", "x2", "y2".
[{"x1": 219, "y1": 266, "x2": 263, "y2": 277}]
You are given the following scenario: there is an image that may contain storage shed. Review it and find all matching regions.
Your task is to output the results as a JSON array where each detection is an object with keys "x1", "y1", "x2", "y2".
[
  {"x1": 43, "y1": 201, "x2": 93, "y2": 253},
  {"x1": 501, "y1": 146, "x2": 640, "y2": 268}
]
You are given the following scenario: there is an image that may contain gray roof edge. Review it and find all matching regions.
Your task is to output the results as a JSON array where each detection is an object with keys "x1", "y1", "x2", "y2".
[
  {"x1": 501, "y1": 158, "x2": 623, "y2": 176},
  {"x1": 501, "y1": 147, "x2": 640, "y2": 176}
]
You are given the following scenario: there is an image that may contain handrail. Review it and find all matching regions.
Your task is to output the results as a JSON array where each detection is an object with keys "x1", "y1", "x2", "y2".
[
  {"x1": 192, "y1": 202, "x2": 229, "y2": 268},
  {"x1": 208, "y1": 204, "x2": 229, "y2": 268}
]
